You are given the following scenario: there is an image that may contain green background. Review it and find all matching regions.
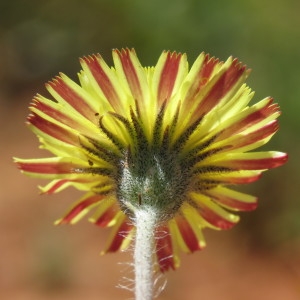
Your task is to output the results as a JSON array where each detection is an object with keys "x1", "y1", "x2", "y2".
[{"x1": 1, "y1": 0, "x2": 298, "y2": 299}]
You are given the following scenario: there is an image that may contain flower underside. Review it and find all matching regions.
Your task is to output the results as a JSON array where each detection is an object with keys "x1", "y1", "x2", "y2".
[{"x1": 15, "y1": 48, "x2": 287, "y2": 272}]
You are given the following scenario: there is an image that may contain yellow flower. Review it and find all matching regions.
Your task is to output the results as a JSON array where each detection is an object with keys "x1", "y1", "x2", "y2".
[{"x1": 15, "y1": 49, "x2": 287, "y2": 272}]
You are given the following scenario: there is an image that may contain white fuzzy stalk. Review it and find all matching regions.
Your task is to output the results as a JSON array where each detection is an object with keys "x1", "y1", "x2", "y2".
[{"x1": 134, "y1": 207, "x2": 158, "y2": 300}]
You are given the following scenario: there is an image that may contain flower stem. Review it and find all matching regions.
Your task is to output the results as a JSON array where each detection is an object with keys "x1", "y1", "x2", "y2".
[{"x1": 134, "y1": 208, "x2": 158, "y2": 300}]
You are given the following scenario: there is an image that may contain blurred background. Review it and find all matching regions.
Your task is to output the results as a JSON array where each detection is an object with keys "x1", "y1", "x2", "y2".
[{"x1": 1, "y1": 0, "x2": 299, "y2": 299}]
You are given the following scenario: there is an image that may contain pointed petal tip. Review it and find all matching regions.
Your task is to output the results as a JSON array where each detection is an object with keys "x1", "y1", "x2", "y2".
[
  {"x1": 54, "y1": 219, "x2": 62, "y2": 226},
  {"x1": 13, "y1": 156, "x2": 20, "y2": 163},
  {"x1": 54, "y1": 218, "x2": 77, "y2": 226},
  {"x1": 38, "y1": 186, "x2": 47, "y2": 195},
  {"x1": 199, "y1": 240, "x2": 207, "y2": 249}
]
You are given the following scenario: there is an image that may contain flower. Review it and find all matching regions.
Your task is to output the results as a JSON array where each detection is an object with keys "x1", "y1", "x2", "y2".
[{"x1": 15, "y1": 48, "x2": 287, "y2": 272}]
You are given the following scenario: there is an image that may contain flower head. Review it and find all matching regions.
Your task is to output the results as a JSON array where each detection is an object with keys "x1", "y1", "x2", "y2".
[{"x1": 15, "y1": 49, "x2": 287, "y2": 272}]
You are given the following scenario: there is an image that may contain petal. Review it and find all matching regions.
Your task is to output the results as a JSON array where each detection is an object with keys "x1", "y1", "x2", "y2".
[
  {"x1": 14, "y1": 157, "x2": 108, "y2": 179},
  {"x1": 189, "y1": 57, "x2": 249, "y2": 123},
  {"x1": 40, "y1": 179, "x2": 72, "y2": 194},
  {"x1": 180, "y1": 66, "x2": 252, "y2": 151},
  {"x1": 179, "y1": 53, "x2": 219, "y2": 120},
  {"x1": 208, "y1": 84, "x2": 254, "y2": 123},
  {"x1": 220, "y1": 120, "x2": 279, "y2": 152},
  {"x1": 102, "y1": 213, "x2": 134, "y2": 253},
  {"x1": 181, "y1": 53, "x2": 220, "y2": 103},
  {"x1": 189, "y1": 192, "x2": 240, "y2": 230},
  {"x1": 39, "y1": 178, "x2": 98, "y2": 194},
  {"x1": 39, "y1": 177, "x2": 113, "y2": 195},
  {"x1": 27, "y1": 108, "x2": 98, "y2": 158},
  {"x1": 28, "y1": 96, "x2": 112, "y2": 158},
  {"x1": 205, "y1": 186, "x2": 258, "y2": 211},
  {"x1": 180, "y1": 204, "x2": 207, "y2": 246},
  {"x1": 186, "y1": 98, "x2": 281, "y2": 155},
  {"x1": 55, "y1": 192, "x2": 105, "y2": 224},
  {"x1": 174, "y1": 213, "x2": 205, "y2": 252},
  {"x1": 112, "y1": 48, "x2": 155, "y2": 138},
  {"x1": 215, "y1": 97, "x2": 280, "y2": 141},
  {"x1": 30, "y1": 95, "x2": 100, "y2": 135},
  {"x1": 155, "y1": 225, "x2": 178, "y2": 272},
  {"x1": 27, "y1": 112, "x2": 81, "y2": 146},
  {"x1": 153, "y1": 51, "x2": 188, "y2": 106},
  {"x1": 15, "y1": 157, "x2": 81, "y2": 175},
  {"x1": 193, "y1": 85, "x2": 254, "y2": 138},
  {"x1": 89, "y1": 199, "x2": 120, "y2": 227},
  {"x1": 46, "y1": 74, "x2": 97, "y2": 120},
  {"x1": 113, "y1": 48, "x2": 148, "y2": 106},
  {"x1": 198, "y1": 170, "x2": 263, "y2": 184},
  {"x1": 39, "y1": 139, "x2": 87, "y2": 159},
  {"x1": 211, "y1": 151, "x2": 288, "y2": 170},
  {"x1": 80, "y1": 54, "x2": 126, "y2": 114},
  {"x1": 168, "y1": 219, "x2": 191, "y2": 254}
]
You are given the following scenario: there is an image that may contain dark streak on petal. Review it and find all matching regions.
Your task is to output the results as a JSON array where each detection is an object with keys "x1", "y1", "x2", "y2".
[
  {"x1": 152, "y1": 100, "x2": 167, "y2": 149},
  {"x1": 172, "y1": 114, "x2": 204, "y2": 152},
  {"x1": 99, "y1": 116, "x2": 125, "y2": 152}
]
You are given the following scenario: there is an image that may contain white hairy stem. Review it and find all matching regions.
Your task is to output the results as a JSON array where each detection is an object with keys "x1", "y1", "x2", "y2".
[{"x1": 134, "y1": 208, "x2": 158, "y2": 300}]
